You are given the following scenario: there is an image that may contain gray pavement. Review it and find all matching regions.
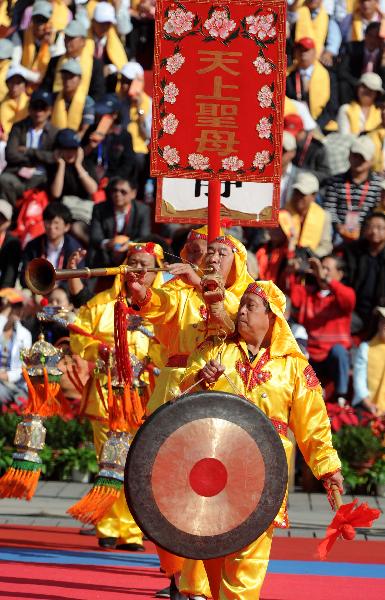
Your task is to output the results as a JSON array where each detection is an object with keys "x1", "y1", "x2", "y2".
[{"x1": 0, "y1": 482, "x2": 385, "y2": 540}]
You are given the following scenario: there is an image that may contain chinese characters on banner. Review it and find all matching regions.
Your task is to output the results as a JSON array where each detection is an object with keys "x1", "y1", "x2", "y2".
[
  {"x1": 151, "y1": 0, "x2": 287, "y2": 226},
  {"x1": 156, "y1": 177, "x2": 275, "y2": 226}
]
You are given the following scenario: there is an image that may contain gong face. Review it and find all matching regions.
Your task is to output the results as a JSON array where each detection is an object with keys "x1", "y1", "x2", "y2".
[{"x1": 124, "y1": 391, "x2": 288, "y2": 559}]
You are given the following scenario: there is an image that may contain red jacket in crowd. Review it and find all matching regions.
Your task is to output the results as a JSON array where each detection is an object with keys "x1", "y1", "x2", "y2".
[{"x1": 290, "y1": 278, "x2": 356, "y2": 362}]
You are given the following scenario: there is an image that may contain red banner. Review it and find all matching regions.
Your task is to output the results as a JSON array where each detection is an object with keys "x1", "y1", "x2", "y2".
[{"x1": 151, "y1": 0, "x2": 287, "y2": 182}]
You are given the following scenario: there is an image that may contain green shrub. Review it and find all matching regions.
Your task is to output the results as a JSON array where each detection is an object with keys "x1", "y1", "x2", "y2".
[{"x1": 0, "y1": 414, "x2": 95, "y2": 480}]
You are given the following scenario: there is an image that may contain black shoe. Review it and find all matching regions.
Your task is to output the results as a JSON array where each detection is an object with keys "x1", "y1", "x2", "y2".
[
  {"x1": 170, "y1": 576, "x2": 186, "y2": 600},
  {"x1": 115, "y1": 543, "x2": 145, "y2": 551},
  {"x1": 79, "y1": 526, "x2": 96, "y2": 536},
  {"x1": 98, "y1": 537, "x2": 117, "y2": 549},
  {"x1": 154, "y1": 586, "x2": 170, "y2": 598}
]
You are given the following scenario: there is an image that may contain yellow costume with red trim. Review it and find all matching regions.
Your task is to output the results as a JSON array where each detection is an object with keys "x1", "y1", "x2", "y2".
[
  {"x1": 141, "y1": 233, "x2": 254, "y2": 417},
  {"x1": 179, "y1": 280, "x2": 341, "y2": 599},
  {"x1": 69, "y1": 243, "x2": 164, "y2": 544},
  {"x1": 138, "y1": 231, "x2": 253, "y2": 591}
]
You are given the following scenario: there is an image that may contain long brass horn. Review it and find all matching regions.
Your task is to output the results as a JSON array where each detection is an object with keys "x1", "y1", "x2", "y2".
[{"x1": 25, "y1": 258, "x2": 171, "y2": 296}]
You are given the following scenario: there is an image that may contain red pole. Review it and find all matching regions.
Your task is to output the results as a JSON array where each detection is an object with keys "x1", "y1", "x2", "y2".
[{"x1": 208, "y1": 179, "x2": 221, "y2": 242}]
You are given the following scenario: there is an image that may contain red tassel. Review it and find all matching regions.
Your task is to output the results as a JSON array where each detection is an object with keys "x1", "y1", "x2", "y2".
[
  {"x1": 318, "y1": 499, "x2": 381, "y2": 559},
  {"x1": 114, "y1": 299, "x2": 132, "y2": 384}
]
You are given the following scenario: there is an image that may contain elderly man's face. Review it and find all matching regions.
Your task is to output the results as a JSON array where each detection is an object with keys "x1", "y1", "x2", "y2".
[
  {"x1": 237, "y1": 293, "x2": 273, "y2": 340},
  {"x1": 306, "y1": 0, "x2": 322, "y2": 9},
  {"x1": 61, "y1": 71, "x2": 81, "y2": 95},
  {"x1": 291, "y1": 190, "x2": 315, "y2": 215},
  {"x1": 65, "y1": 35, "x2": 86, "y2": 57},
  {"x1": 360, "y1": 0, "x2": 377, "y2": 18},
  {"x1": 364, "y1": 26, "x2": 382, "y2": 51},
  {"x1": 365, "y1": 215, "x2": 385, "y2": 245},
  {"x1": 110, "y1": 180, "x2": 136, "y2": 209},
  {"x1": 295, "y1": 47, "x2": 316, "y2": 69},
  {"x1": 321, "y1": 257, "x2": 343, "y2": 283},
  {"x1": 126, "y1": 251, "x2": 156, "y2": 288},
  {"x1": 32, "y1": 15, "x2": 48, "y2": 39},
  {"x1": 205, "y1": 242, "x2": 235, "y2": 284},
  {"x1": 93, "y1": 20, "x2": 111, "y2": 38},
  {"x1": 349, "y1": 152, "x2": 371, "y2": 173}
]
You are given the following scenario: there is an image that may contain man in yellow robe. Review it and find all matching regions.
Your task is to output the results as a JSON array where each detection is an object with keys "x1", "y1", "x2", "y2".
[
  {"x1": 178, "y1": 280, "x2": 343, "y2": 600},
  {"x1": 70, "y1": 242, "x2": 164, "y2": 550},
  {"x1": 126, "y1": 233, "x2": 253, "y2": 597},
  {"x1": 128, "y1": 233, "x2": 254, "y2": 416}
]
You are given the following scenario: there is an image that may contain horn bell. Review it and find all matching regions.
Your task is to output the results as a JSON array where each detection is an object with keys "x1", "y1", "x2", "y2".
[{"x1": 25, "y1": 258, "x2": 56, "y2": 295}]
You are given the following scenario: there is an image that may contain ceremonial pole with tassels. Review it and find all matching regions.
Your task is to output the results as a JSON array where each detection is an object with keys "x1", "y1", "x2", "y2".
[
  {"x1": 0, "y1": 334, "x2": 66, "y2": 500},
  {"x1": 67, "y1": 273, "x2": 147, "y2": 525}
]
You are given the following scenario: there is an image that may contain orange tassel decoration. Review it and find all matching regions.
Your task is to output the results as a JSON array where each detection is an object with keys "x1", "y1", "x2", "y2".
[
  {"x1": 0, "y1": 466, "x2": 41, "y2": 501},
  {"x1": 67, "y1": 474, "x2": 123, "y2": 524},
  {"x1": 0, "y1": 335, "x2": 64, "y2": 501},
  {"x1": 68, "y1": 287, "x2": 149, "y2": 524}
]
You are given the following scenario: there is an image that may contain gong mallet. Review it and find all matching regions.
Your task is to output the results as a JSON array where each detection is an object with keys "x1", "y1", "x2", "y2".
[{"x1": 318, "y1": 483, "x2": 381, "y2": 559}]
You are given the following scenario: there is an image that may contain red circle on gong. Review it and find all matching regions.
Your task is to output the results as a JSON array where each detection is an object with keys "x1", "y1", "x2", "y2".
[{"x1": 189, "y1": 458, "x2": 228, "y2": 497}]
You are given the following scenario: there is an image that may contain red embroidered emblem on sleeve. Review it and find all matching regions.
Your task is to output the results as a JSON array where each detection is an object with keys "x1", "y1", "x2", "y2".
[{"x1": 304, "y1": 364, "x2": 320, "y2": 388}]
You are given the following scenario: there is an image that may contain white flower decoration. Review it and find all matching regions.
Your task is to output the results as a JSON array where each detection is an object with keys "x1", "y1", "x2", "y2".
[
  {"x1": 164, "y1": 8, "x2": 195, "y2": 37},
  {"x1": 163, "y1": 145, "x2": 180, "y2": 166},
  {"x1": 162, "y1": 113, "x2": 179, "y2": 135},
  {"x1": 164, "y1": 82, "x2": 179, "y2": 104},
  {"x1": 188, "y1": 153, "x2": 210, "y2": 170},
  {"x1": 221, "y1": 156, "x2": 244, "y2": 171},
  {"x1": 256, "y1": 117, "x2": 272, "y2": 139},
  {"x1": 253, "y1": 150, "x2": 270, "y2": 170},
  {"x1": 246, "y1": 14, "x2": 276, "y2": 40},
  {"x1": 258, "y1": 85, "x2": 273, "y2": 109},
  {"x1": 203, "y1": 9, "x2": 236, "y2": 39},
  {"x1": 253, "y1": 55, "x2": 273, "y2": 75},
  {"x1": 166, "y1": 53, "x2": 185, "y2": 74}
]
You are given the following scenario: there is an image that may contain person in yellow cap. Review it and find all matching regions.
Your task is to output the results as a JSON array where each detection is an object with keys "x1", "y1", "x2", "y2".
[
  {"x1": 178, "y1": 280, "x2": 343, "y2": 600},
  {"x1": 285, "y1": 171, "x2": 333, "y2": 257},
  {"x1": 69, "y1": 241, "x2": 165, "y2": 550}
]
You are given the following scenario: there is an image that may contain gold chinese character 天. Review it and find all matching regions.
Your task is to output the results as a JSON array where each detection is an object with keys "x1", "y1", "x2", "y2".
[
  {"x1": 196, "y1": 103, "x2": 238, "y2": 129},
  {"x1": 195, "y1": 130, "x2": 240, "y2": 156},
  {"x1": 196, "y1": 50, "x2": 242, "y2": 76},
  {"x1": 196, "y1": 76, "x2": 240, "y2": 102}
]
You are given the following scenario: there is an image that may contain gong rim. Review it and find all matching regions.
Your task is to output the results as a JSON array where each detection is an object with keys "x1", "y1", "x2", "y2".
[{"x1": 124, "y1": 391, "x2": 288, "y2": 559}]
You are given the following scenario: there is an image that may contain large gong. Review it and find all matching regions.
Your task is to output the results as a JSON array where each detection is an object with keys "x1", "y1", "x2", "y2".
[{"x1": 124, "y1": 391, "x2": 288, "y2": 559}]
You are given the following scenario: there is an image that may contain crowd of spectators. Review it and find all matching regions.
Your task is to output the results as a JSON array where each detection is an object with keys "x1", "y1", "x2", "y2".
[{"x1": 0, "y1": 0, "x2": 384, "y2": 418}]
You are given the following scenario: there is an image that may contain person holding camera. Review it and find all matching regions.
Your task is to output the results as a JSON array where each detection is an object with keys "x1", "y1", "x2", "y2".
[
  {"x1": 285, "y1": 170, "x2": 333, "y2": 257},
  {"x1": 289, "y1": 254, "x2": 356, "y2": 403}
]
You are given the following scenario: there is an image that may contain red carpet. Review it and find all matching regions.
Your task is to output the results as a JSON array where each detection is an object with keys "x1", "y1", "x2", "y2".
[{"x1": 0, "y1": 525, "x2": 384, "y2": 599}]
